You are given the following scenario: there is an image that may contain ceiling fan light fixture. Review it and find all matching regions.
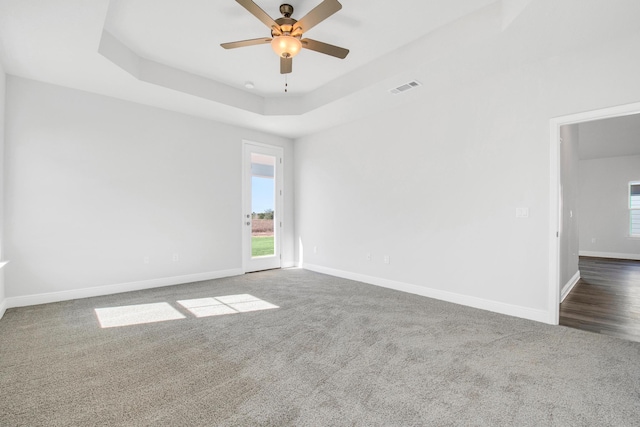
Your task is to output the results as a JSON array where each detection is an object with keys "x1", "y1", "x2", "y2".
[{"x1": 271, "y1": 35, "x2": 302, "y2": 58}]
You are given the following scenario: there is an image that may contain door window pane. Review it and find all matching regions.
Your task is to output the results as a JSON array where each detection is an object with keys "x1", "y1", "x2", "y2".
[{"x1": 251, "y1": 153, "x2": 275, "y2": 257}]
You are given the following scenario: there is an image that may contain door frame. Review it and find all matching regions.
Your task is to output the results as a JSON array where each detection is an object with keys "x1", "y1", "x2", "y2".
[
  {"x1": 548, "y1": 101, "x2": 640, "y2": 325},
  {"x1": 242, "y1": 140, "x2": 284, "y2": 273}
]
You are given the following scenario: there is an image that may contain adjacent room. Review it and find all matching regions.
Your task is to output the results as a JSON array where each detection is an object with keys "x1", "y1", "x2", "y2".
[
  {"x1": 1, "y1": 0, "x2": 640, "y2": 425},
  {"x1": 559, "y1": 114, "x2": 640, "y2": 341}
]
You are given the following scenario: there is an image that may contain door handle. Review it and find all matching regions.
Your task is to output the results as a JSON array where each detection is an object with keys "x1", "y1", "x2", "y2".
[{"x1": 246, "y1": 222, "x2": 251, "y2": 226}]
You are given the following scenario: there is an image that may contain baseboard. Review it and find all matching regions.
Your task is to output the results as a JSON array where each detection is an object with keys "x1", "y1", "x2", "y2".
[
  {"x1": 5, "y1": 268, "x2": 243, "y2": 309},
  {"x1": 560, "y1": 270, "x2": 580, "y2": 303},
  {"x1": 303, "y1": 264, "x2": 550, "y2": 324},
  {"x1": 0, "y1": 261, "x2": 7, "y2": 319},
  {"x1": 579, "y1": 251, "x2": 640, "y2": 261}
]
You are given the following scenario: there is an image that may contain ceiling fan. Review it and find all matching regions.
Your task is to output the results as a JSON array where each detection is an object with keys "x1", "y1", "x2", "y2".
[{"x1": 221, "y1": 0, "x2": 349, "y2": 74}]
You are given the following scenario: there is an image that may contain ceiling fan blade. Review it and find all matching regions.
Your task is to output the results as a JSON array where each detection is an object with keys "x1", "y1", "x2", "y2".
[
  {"x1": 235, "y1": 0, "x2": 279, "y2": 30},
  {"x1": 280, "y1": 57, "x2": 292, "y2": 74},
  {"x1": 301, "y1": 38, "x2": 349, "y2": 59},
  {"x1": 294, "y1": 0, "x2": 342, "y2": 33},
  {"x1": 221, "y1": 37, "x2": 272, "y2": 49}
]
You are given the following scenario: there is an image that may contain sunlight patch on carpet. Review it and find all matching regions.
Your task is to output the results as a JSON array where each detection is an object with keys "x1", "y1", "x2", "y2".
[
  {"x1": 177, "y1": 294, "x2": 279, "y2": 317},
  {"x1": 95, "y1": 302, "x2": 186, "y2": 328},
  {"x1": 94, "y1": 295, "x2": 278, "y2": 327}
]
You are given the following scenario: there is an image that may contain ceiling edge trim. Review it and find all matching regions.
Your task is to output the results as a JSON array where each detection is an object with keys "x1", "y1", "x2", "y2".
[
  {"x1": 97, "y1": 30, "x2": 356, "y2": 117},
  {"x1": 98, "y1": 30, "x2": 265, "y2": 115}
]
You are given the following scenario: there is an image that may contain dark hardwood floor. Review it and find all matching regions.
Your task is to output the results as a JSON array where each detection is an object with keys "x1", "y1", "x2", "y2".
[{"x1": 560, "y1": 257, "x2": 640, "y2": 343}]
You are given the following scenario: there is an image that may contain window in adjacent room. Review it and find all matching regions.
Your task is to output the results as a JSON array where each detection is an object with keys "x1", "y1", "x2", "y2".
[{"x1": 630, "y1": 182, "x2": 640, "y2": 237}]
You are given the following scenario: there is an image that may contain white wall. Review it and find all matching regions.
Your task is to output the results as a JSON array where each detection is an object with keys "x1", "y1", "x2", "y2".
[
  {"x1": 295, "y1": 30, "x2": 640, "y2": 323},
  {"x1": 0, "y1": 61, "x2": 6, "y2": 318},
  {"x1": 579, "y1": 155, "x2": 640, "y2": 259},
  {"x1": 4, "y1": 77, "x2": 294, "y2": 304},
  {"x1": 559, "y1": 124, "x2": 580, "y2": 297}
]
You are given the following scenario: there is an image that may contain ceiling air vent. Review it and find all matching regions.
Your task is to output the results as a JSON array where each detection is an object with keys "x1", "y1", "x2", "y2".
[{"x1": 389, "y1": 80, "x2": 422, "y2": 95}]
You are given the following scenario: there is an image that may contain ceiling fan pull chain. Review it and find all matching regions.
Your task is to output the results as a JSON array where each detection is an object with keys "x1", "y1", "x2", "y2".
[{"x1": 285, "y1": 74, "x2": 288, "y2": 93}]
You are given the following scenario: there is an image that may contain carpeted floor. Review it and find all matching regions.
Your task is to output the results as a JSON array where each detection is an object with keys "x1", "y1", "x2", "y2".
[{"x1": 1, "y1": 269, "x2": 639, "y2": 426}]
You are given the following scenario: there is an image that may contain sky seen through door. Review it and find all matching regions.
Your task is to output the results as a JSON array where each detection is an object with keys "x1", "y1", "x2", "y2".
[{"x1": 252, "y1": 176, "x2": 274, "y2": 213}]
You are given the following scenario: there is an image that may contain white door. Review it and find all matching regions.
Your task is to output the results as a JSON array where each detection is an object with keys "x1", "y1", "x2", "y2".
[{"x1": 243, "y1": 142, "x2": 283, "y2": 272}]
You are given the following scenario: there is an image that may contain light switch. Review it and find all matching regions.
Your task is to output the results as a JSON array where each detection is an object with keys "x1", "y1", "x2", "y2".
[{"x1": 516, "y1": 207, "x2": 529, "y2": 218}]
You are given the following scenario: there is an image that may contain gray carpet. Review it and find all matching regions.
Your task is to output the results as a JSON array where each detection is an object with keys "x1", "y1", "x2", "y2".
[{"x1": 1, "y1": 269, "x2": 639, "y2": 426}]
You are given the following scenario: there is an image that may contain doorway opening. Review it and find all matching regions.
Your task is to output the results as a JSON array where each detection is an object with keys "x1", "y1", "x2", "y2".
[
  {"x1": 549, "y1": 101, "x2": 640, "y2": 330},
  {"x1": 243, "y1": 141, "x2": 283, "y2": 273}
]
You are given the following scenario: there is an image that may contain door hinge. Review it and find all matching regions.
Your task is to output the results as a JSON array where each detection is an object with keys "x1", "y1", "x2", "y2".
[
  {"x1": 280, "y1": 158, "x2": 282, "y2": 164},
  {"x1": 280, "y1": 221, "x2": 282, "y2": 227},
  {"x1": 556, "y1": 231, "x2": 559, "y2": 237}
]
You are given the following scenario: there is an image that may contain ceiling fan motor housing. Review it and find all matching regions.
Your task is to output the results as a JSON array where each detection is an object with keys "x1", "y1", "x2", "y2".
[{"x1": 272, "y1": 17, "x2": 299, "y2": 37}]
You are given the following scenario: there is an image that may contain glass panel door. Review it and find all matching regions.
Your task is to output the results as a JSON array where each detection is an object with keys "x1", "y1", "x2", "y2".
[{"x1": 243, "y1": 142, "x2": 282, "y2": 272}]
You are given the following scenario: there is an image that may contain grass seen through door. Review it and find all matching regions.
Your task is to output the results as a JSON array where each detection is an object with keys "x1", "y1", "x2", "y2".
[{"x1": 252, "y1": 236, "x2": 274, "y2": 257}]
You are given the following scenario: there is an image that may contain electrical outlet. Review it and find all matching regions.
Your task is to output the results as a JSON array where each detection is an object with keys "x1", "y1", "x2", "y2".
[
  {"x1": 313, "y1": 246, "x2": 317, "y2": 254},
  {"x1": 366, "y1": 253, "x2": 371, "y2": 261},
  {"x1": 172, "y1": 253, "x2": 179, "y2": 262},
  {"x1": 143, "y1": 256, "x2": 149, "y2": 264},
  {"x1": 383, "y1": 255, "x2": 390, "y2": 264}
]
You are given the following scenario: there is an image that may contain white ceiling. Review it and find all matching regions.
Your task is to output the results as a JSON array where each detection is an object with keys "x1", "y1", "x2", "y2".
[
  {"x1": 578, "y1": 114, "x2": 640, "y2": 160},
  {"x1": 1, "y1": 0, "x2": 640, "y2": 138}
]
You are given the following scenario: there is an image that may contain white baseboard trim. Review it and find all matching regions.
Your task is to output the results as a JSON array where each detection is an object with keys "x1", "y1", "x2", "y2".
[
  {"x1": 5, "y1": 268, "x2": 243, "y2": 309},
  {"x1": 560, "y1": 270, "x2": 580, "y2": 303},
  {"x1": 303, "y1": 263, "x2": 550, "y2": 324},
  {"x1": 579, "y1": 251, "x2": 640, "y2": 261},
  {"x1": 0, "y1": 261, "x2": 7, "y2": 319},
  {"x1": 0, "y1": 298, "x2": 6, "y2": 320}
]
